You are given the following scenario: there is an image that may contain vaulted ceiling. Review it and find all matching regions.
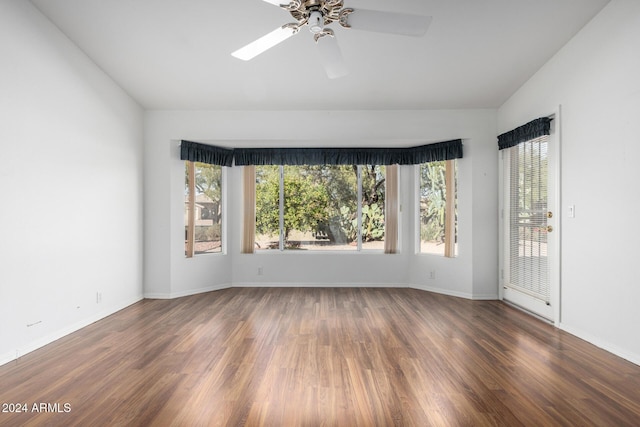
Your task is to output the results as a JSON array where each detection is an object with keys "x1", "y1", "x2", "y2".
[{"x1": 31, "y1": 0, "x2": 610, "y2": 110}]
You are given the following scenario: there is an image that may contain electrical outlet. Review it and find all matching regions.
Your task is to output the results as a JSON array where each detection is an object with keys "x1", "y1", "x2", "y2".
[
  {"x1": 429, "y1": 271, "x2": 436, "y2": 280},
  {"x1": 96, "y1": 292, "x2": 103, "y2": 303},
  {"x1": 257, "y1": 267, "x2": 263, "y2": 276}
]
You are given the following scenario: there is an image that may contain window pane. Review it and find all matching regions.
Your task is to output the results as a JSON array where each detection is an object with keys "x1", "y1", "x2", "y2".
[
  {"x1": 185, "y1": 162, "x2": 222, "y2": 255},
  {"x1": 255, "y1": 165, "x2": 281, "y2": 250},
  {"x1": 283, "y1": 165, "x2": 358, "y2": 251},
  {"x1": 361, "y1": 165, "x2": 386, "y2": 250},
  {"x1": 254, "y1": 164, "x2": 388, "y2": 252},
  {"x1": 420, "y1": 161, "x2": 457, "y2": 255}
]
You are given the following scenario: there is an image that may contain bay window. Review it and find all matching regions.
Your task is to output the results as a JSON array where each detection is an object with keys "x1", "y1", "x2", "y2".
[{"x1": 179, "y1": 139, "x2": 463, "y2": 257}]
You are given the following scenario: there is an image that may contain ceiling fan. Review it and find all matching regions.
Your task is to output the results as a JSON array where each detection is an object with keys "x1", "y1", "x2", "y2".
[{"x1": 231, "y1": 0, "x2": 432, "y2": 79}]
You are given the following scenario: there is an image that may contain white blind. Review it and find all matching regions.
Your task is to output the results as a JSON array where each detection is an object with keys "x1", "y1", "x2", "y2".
[{"x1": 506, "y1": 135, "x2": 550, "y2": 302}]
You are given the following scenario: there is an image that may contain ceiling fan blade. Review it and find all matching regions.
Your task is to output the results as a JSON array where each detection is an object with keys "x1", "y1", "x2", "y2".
[
  {"x1": 262, "y1": 0, "x2": 287, "y2": 6},
  {"x1": 342, "y1": 9, "x2": 432, "y2": 37},
  {"x1": 231, "y1": 25, "x2": 297, "y2": 61},
  {"x1": 316, "y1": 33, "x2": 348, "y2": 79}
]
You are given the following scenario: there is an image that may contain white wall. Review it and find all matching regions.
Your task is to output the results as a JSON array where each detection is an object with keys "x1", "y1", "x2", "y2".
[
  {"x1": 144, "y1": 109, "x2": 498, "y2": 299},
  {"x1": 498, "y1": 0, "x2": 640, "y2": 364},
  {"x1": 144, "y1": 117, "x2": 234, "y2": 299},
  {"x1": 408, "y1": 110, "x2": 498, "y2": 299},
  {"x1": 0, "y1": 0, "x2": 144, "y2": 365}
]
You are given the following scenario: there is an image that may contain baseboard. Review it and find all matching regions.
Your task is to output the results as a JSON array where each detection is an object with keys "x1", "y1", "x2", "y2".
[
  {"x1": 0, "y1": 294, "x2": 144, "y2": 367},
  {"x1": 172, "y1": 282, "x2": 497, "y2": 300},
  {"x1": 468, "y1": 293, "x2": 500, "y2": 301},
  {"x1": 144, "y1": 283, "x2": 232, "y2": 299},
  {"x1": 232, "y1": 282, "x2": 404, "y2": 288},
  {"x1": 0, "y1": 351, "x2": 18, "y2": 368},
  {"x1": 408, "y1": 284, "x2": 498, "y2": 301},
  {"x1": 558, "y1": 322, "x2": 640, "y2": 367}
]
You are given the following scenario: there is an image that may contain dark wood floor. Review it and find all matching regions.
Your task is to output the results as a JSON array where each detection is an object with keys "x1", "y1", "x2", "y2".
[{"x1": 1, "y1": 288, "x2": 639, "y2": 426}]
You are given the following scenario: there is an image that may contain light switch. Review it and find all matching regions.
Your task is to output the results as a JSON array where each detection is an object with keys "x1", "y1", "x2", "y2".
[{"x1": 568, "y1": 205, "x2": 575, "y2": 218}]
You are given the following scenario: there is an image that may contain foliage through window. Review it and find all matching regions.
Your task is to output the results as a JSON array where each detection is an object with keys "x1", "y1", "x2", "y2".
[
  {"x1": 419, "y1": 160, "x2": 457, "y2": 256},
  {"x1": 185, "y1": 161, "x2": 223, "y2": 256},
  {"x1": 255, "y1": 165, "x2": 386, "y2": 251}
]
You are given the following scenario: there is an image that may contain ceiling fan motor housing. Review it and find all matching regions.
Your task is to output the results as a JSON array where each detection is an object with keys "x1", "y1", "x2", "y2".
[{"x1": 289, "y1": 0, "x2": 344, "y2": 26}]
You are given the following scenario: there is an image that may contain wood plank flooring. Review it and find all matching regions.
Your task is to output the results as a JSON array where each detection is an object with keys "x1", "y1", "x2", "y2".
[{"x1": 1, "y1": 287, "x2": 639, "y2": 426}]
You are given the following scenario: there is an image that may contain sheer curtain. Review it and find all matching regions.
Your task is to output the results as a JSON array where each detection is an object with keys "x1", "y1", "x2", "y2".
[
  {"x1": 241, "y1": 165, "x2": 256, "y2": 254},
  {"x1": 384, "y1": 164, "x2": 398, "y2": 254}
]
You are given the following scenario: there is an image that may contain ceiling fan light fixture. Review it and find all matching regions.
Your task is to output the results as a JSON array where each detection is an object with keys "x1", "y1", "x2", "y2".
[{"x1": 308, "y1": 11, "x2": 324, "y2": 33}]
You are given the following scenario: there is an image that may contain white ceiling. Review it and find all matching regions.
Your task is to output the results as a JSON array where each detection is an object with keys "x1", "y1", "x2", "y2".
[{"x1": 30, "y1": 0, "x2": 610, "y2": 111}]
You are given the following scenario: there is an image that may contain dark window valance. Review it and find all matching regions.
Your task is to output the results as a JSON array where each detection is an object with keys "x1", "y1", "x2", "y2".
[
  {"x1": 180, "y1": 139, "x2": 462, "y2": 166},
  {"x1": 402, "y1": 139, "x2": 463, "y2": 164},
  {"x1": 497, "y1": 118, "x2": 552, "y2": 150},
  {"x1": 233, "y1": 139, "x2": 463, "y2": 166},
  {"x1": 180, "y1": 140, "x2": 234, "y2": 167}
]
